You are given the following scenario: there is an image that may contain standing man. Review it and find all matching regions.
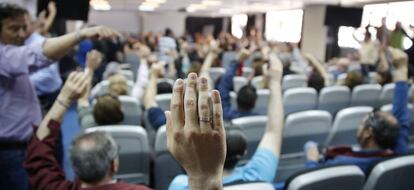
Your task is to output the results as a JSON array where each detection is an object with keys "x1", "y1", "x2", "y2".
[{"x1": 0, "y1": 3, "x2": 119, "y2": 189}]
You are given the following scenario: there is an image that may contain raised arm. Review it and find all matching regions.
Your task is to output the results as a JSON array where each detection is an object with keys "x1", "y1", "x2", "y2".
[
  {"x1": 39, "y1": 1, "x2": 57, "y2": 35},
  {"x1": 258, "y1": 54, "x2": 284, "y2": 156},
  {"x1": 77, "y1": 50, "x2": 103, "y2": 108},
  {"x1": 143, "y1": 62, "x2": 164, "y2": 109},
  {"x1": 24, "y1": 72, "x2": 89, "y2": 189},
  {"x1": 216, "y1": 61, "x2": 239, "y2": 120},
  {"x1": 306, "y1": 54, "x2": 330, "y2": 86},
  {"x1": 389, "y1": 48, "x2": 410, "y2": 154},
  {"x1": 43, "y1": 26, "x2": 119, "y2": 60}
]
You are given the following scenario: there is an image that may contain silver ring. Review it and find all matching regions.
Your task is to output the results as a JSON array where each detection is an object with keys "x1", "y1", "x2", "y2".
[{"x1": 199, "y1": 117, "x2": 211, "y2": 123}]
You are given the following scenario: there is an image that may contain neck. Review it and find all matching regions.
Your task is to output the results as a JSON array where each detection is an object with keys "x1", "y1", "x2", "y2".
[
  {"x1": 81, "y1": 177, "x2": 115, "y2": 188},
  {"x1": 361, "y1": 141, "x2": 380, "y2": 150}
]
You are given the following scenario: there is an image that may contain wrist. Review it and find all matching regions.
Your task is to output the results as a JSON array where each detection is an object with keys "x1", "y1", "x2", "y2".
[
  {"x1": 188, "y1": 173, "x2": 223, "y2": 190},
  {"x1": 57, "y1": 95, "x2": 72, "y2": 107}
]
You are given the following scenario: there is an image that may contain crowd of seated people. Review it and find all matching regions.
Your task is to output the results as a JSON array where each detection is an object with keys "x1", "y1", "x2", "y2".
[{"x1": 1, "y1": 2, "x2": 414, "y2": 190}]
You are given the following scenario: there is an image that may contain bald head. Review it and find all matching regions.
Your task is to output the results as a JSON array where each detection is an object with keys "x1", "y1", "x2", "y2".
[{"x1": 362, "y1": 111, "x2": 400, "y2": 150}]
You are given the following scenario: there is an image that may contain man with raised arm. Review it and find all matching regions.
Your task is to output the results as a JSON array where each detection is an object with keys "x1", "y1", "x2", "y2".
[
  {"x1": 0, "y1": 3, "x2": 119, "y2": 188},
  {"x1": 168, "y1": 52, "x2": 285, "y2": 189}
]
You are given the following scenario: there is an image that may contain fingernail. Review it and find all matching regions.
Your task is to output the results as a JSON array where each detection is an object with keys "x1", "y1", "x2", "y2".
[
  {"x1": 176, "y1": 79, "x2": 183, "y2": 85},
  {"x1": 189, "y1": 73, "x2": 197, "y2": 80},
  {"x1": 201, "y1": 77, "x2": 207, "y2": 84}
]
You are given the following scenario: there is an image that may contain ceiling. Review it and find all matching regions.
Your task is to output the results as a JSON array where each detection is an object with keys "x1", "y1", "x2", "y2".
[{"x1": 101, "y1": 0, "x2": 401, "y2": 14}]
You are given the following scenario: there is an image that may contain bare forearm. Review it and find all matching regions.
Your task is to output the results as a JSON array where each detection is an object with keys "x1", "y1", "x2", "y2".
[
  {"x1": 200, "y1": 53, "x2": 216, "y2": 76},
  {"x1": 144, "y1": 74, "x2": 158, "y2": 109},
  {"x1": 36, "y1": 99, "x2": 68, "y2": 140},
  {"x1": 43, "y1": 32, "x2": 80, "y2": 60}
]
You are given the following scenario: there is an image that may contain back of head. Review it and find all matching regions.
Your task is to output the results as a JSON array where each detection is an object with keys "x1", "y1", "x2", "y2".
[
  {"x1": 237, "y1": 85, "x2": 257, "y2": 111},
  {"x1": 376, "y1": 70, "x2": 392, "y2": 86},
  {"x1": 165, "y1": 28, "x2": 173, "y2": 37},
  {"x1": 108, "y1": 74, "x2": 128, "y2": 96},
  {"x1": 224, "y1": 127, "x2": 247, "y2": 170},
  {"x1": 345, "y1": 71, "x2": 363, "y2": 90},
  {"x1": 252, "y1": 57, "x2": 264, "y2": 76},
  {"x1": 363, "y1": 111, "x2": 400, "y2": 150},
  {"x1": 70, "y1": 131, "x2": 119, "y2": 184},
  {"x1": 93, "y1": 94, "x2": 124, "y2": 125},
  {"x1": 157, "y1": 81, "x2": 173, "y2": 94},
  {"x1": 308, "y1": 71, "x2": 325, "y2": 92},
  {"x1": 0, "y1": 3, "x2": 27, "y2": 29}
]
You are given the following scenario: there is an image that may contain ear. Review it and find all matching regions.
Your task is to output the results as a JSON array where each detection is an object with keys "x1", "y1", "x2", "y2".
[{"x1": 110, "y1": 159, "x2": 119, "y2": 174}]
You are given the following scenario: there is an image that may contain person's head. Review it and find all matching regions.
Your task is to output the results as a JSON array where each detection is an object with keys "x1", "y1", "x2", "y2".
[
  {"x1": 165, "y1": 28, "x2": 173, "y2": 37},
  {"x1": 70, "y1": 131, "x2": 119, "y2": 185},
  {"x1": 108, "y1": 74, "x2": 128, "y2": 96},
  {"x1": 308, "y1": 71, "x2": 325, "y2": 93},
  {"x1": 157, "y1": 81, "x2": 173, "y2": 94},
  {"x1": 237, "y1": 85, "x2": 257, "y2": 111},
  {"x1": 0, "y1": 3, "x2": 28, "y2": 45},
  {"x1": 187, "y1": 61, "x2": 202, "y2": 75},
  {"x1": 224, "y1": 127, "x2": 247, "y2": 171},
  {"x1": 252, "y1": 57, "x2": 264, "y2": 76},
  {"x1": 376, "y1": 70, "x2": 392, "y2": 86},
  {"x1": 344, "y1": 71, "x2": 363, "y2": 90},
  {"x1": 395, "y1": 21, "x2": 402, "y2": 30},
  {"x1": 93, "y1": 94, "x2": 124, "y2": 126},
  {"x1": 357, "y1": 110, "x2": 400, "y2": 150}
]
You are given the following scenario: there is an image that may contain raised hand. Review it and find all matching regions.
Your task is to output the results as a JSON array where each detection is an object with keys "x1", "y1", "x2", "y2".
[
  {"x1": 57, "y1": 71, "x2": 89, "y2": 107},
  {"x1": 86, "y1": 50, "x2": 103, "y2": 71},
  {"x1": 166, "y1": 73, "x2": 226, "y2": 190}
]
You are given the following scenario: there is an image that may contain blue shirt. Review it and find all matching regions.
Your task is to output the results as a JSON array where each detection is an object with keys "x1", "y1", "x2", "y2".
[
  {"x1": 217, "y1": 62, "x2": 258, "y2": 120},
  {"x1": 26, "y1": 32, "x2": 62, "y2": 96},
  {"x1": 168, "y1": 148, "x2": 278, "y2": 190},
  {"x1": 0, "y1": 40, "x2": 54, "y2": 141},
  {"x1": 306, "y1": 81, "x2": 410, "y2": 173},
  {"x1": 147, "y1": 107, "x2": 167, "y2": 130}
]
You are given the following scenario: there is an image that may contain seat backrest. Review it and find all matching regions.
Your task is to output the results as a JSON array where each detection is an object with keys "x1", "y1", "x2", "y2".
[
  {"x1": 282, "y1": 74, "x2": 308, "y2": 91},
  {"x1": 224, "y1": 182, "x2": 274, "y2": 190},
  {"x1": 125, "y1": 52, "x2": 140, "y2": 80},
  {"x1": 155, "y1": 93, "x2": 172, "y2": 111},
  {"x1": 351, "y1": 84, "x2": 382, "y2": 108},
  {"x1": 364, "y1": 155, "x2": 414, "y2": 190},
  {"x1": 318, "y1": 86, "x2": 351, "y2": 115},
  {"x1": 242, "y1": 67, "x2": 254, "y2": 78},
  {"x1": 233, "y1": 76, "x2": 249, "y2": 93},
  {"x1": 286, "y1": 165, "x2": 365, "y2": 190},
  {"x1": 283, "y1": 87, "x2": 318, "y2": 116},
  {"x1": 253, "y1": 89, "x2": 270, "y2": 114},
  {"x1": 251, "y1": 76, "x2": 264, "y2": 89},
  {"x1": 378, "y1": 83, "x2": 395, "y2": 107},
  {"x1": 368, "y1": 72, "x2": 377, "y2": 84},
  {"x1": 283, "y1": 110, "x2": 332, "y2": 154},
  {"x1": 231, "y1": 116, "x2": 267, "y2": 159},
  {"x1": 118, "y1": 96, "x2": 142, "y2": 125},
  {"x1": 119, "y1": 69, "x2": 134, "y2": 81},
  {"x1": 154, "y1": 125, "x2": 183, "y2": 190},
  {"x1": 230, "y1": 91, "x2": 238, "y2": 110},
  {"x1": 325, "y1": 106, "x2": 373, "y2": 146},
  {"x1": 85, "y1": 126, "x2": 150, "y2": 185},
  {"x1": 96, "y1": 80, "x2": 134, "y2": 96},
  {"x1": 222, "y1": 51, "x2": 237, "y2": 69},
  {"x1": 209, "y1": 67, "x2": 226, "y2": 84}
]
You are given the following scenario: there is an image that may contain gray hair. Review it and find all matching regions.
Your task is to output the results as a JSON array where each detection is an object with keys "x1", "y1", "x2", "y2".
[{"x1": 69, "y1": 131, "x2": 119, "y2": 183}]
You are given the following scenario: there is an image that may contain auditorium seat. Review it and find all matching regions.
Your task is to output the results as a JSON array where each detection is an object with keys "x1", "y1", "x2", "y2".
[
  {"x1": 378, "y1": 83, "x2": 395, "y2": 107},
  {"x1": 282, "y1": 74, "x2": 307, "y2": 91},
  {"x1": 242, "y1": 67, "x2": 254, "y2": 78},
  {"x1": 285, "y1": 165, "x2": 365, "y2": 190},
  {"x1": 318, "y1": 86, "x2": 351, "y2": 115},
  {"x1": 364, "y1": 155, "x2": 414, "y2": 190},
  {"x1": 154, "y1": 125, "x2": 184, "y2": 190},
  {"x1": 118, "y1": 96, "x2": 143, "y2": 126},
  {"x1": 231, "y1": 116, "x2": 267, "y2": 160},
  {"x1": 325, "y1": 106, "x2": 373, "y2": 146},
  {"x1": 155, "y1": 93, "x2": 172, "y2": 111},
  {"x1": 253, "y1": 89, "x2": 270, "y2": 114},
  {"x1": 233, "y1": 76, "x2": 248, "y2": 93},
  {"x1": 251, "y1": 75, "x2": 264, "y2": 89},
  {"x1": 351, "y1": 84, "x2": 381, "y2": 108},
  {"x1": 209, "y1": 67, "x2": 226, "y2": 84},
  {"x1": 85, "y1": 126, "x2": 150, "y2": 185},
  {"x1": 282, "y1": 110, "x2": 332, "y2": 154},
  {"x1": 222, "y1": 51, "x2": 238, "y2": 69},
  {"x1": 119, "y1": 69, "x2": 134, "y2": 81},
  {"x1": 283, "y1": 87, "x2": 318, "y2": 116}
]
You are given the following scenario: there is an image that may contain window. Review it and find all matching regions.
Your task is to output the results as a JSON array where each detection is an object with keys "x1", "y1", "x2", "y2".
[
  {"x1": 231, "y1": 14, "x2": 248, "y2": 39},
  {"x1": 265, "y1": 9, "x2": 303, "y2": 43}
]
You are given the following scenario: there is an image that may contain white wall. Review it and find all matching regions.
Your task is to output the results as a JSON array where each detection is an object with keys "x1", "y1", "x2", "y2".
[
  {"x1": 301, "y1": 5, "x2": 327, "y2": 61},
  {"x1": 88, "y1": 10, "x2": 141, "y2": 33},
  {"x1": 141, "y1": 12, "x2": 186, "y2": 36}
]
